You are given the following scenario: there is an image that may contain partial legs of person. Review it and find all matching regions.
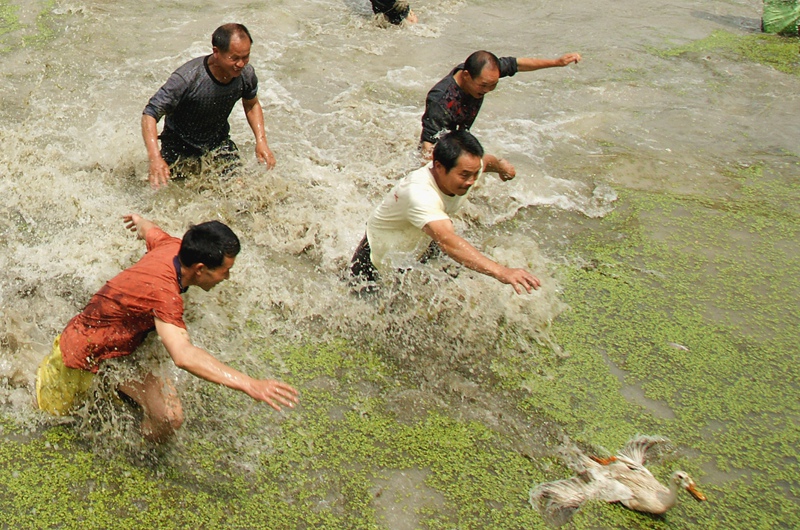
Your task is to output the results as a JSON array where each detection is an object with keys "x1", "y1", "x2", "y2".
[
  {"x1": 349, "y1": 234, "x2": 380, "y2": 293},
  {"x1": 370, "y1": 0, "x2": 416, "y2": 24},
  {"x1": 159, "y1": 129, "x2": 203, "y2": 180},
  {"x1": 118, "y1": 372, "x2": 183, "y2": 443},
  {"x1": 160, "y1": 132, "x2": 240, "y2": 180},
  {"x1": 207, "y1": 138, "x2": 242, "y2": 177},
  {"x1": 419, "y1": 240, "x2": 460, "y2": 277},
  {"x1": 35, "y1": 336, "x2": 95, "y2": 415},
  {"x1": 419, "y1": 240, "x2": 442, "y2": 263}
]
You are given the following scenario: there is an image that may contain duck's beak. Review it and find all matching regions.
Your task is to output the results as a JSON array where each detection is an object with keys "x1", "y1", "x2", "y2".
[{"x1": 686, "y1": 482, "x2": 707, "y2": 501}]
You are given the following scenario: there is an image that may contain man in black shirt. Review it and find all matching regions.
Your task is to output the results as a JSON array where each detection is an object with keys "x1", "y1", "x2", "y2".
[{"x1": 420, "y1": 50, "x2": 580, "y2": 180}]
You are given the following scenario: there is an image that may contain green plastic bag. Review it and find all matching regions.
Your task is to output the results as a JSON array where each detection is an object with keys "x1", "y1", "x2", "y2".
[{"x1": 763, "y1": 0, "x2": 800, "y2": 35}]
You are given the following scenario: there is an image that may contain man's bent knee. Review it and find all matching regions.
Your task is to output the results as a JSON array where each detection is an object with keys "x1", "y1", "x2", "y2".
[{"x1": 143, "y1": 405, "x2": 184, "y2": 443}]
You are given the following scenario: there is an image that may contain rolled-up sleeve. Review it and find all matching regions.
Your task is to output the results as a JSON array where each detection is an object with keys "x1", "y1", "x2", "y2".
[
  {"x1": 498, "y1": 56, "x2": 519, "y2": 78},
  {"x1": 241, "y1": 67, "x2": 258, "y2": 101}
]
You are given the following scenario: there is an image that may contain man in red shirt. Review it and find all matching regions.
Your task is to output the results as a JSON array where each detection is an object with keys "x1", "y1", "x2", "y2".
[{"x1": 36, "y1": 215, "x2": 298, "y2": 443}]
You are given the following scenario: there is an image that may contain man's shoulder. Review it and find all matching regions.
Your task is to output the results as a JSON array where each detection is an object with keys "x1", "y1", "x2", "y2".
[
  {"x1": 176, "y1": 55, "x2": 206, "y2": 71},
  {"x1": 241, "y1": 63, "x2": 257, "y2": 79},
  {"x1": 145, "y1": 227, "x2": 181, "y2": 252},
  {"x1": 240, "y1": 64, "x2": 259, "y2": 96},
  {"x1": 400, "y1": 165, "x2": 433, "y2": 185},
  {"x1": 427, "y1": 67, "x2": 459, "y2": 99},
  {"x1": 171, "y1": 56, "x2": 208, "y2": 83},
  {"x1": 401, "y1": 166, "x2": 441, "y2": 201}
]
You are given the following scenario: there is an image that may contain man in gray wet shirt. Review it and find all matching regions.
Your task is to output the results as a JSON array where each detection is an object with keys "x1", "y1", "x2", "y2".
[{"x1": 142, "y1": 23, "x2": 276, "y2": 189}]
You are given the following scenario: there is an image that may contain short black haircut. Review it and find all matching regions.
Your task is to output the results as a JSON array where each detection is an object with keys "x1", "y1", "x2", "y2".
[
  {"x1": 464, "y1": 50, "x2": 500, "y2": 79},
  {"x1": 179, "y1": 221, "x2": 241, "y2": 269},
  {"x1": 432, "y1": 130, "x2": 484, "y2": 173},
  {"x1": 211, "y1": 23, "x2": 253, "y2": 52}
]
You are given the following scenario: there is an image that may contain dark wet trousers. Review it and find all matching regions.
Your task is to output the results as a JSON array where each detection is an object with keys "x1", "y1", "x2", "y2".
[
  {"x1": 160, "y1": 128, "x2": 240, "y2": 176},
  {"x1": 350, "y1": 234, "x2": 380, "y2": 284},
  {"x1": 349, "y1": 234, "x2": 443, "y2": 287},
  {"x1": 370, "y1": 0, "x2": 411, "y2": 24}
]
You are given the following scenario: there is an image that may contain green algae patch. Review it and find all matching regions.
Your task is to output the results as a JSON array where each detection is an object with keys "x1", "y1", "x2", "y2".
[
  {"x1": 0, "y1": 0, "x2": 61, "y2": 52},
  {"x1": 0, "y1": 1, "x2": 21, "y2": 36},
  {"x1": 255, "y1": 341, "x2": 551, "y2": 528},
  {"x1": 4, "y1": 166, "x2": 799, "y2": 528},
  {"x1": 656, "y1": 29, "x2": 800, "y2": 75},
  {"x1": 21, "y1": 0, "x2": 57, "y2": 47},
  {"x1": 0, "y1": 341, "x2": 555, "y2": 529},
  {"x1": 4, "y1": 168, "x2": 800, "y2": 528}
]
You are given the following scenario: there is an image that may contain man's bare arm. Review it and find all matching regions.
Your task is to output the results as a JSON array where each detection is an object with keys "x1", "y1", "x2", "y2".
[
  {"x1": 420, "y1": 141, "x2": 435, "y2": 161},
  {"x1": 155, "y1": 318, "x2": 298, "y2": 411},
  {"x1": 141, "y1": 115, "x2": 171, "y2": 189},
  {"x1": 243, "y1": 97, "x2": 276, "y2": 170},
  {"x1": 123, "y1": 213, "x2": 159, "y2": 240},
  {"x1": 516, "y1": 53, "x2": 581, "y2": 72},
  {"x1": 482, "y1": 154, "x2": 516, "y2": 181},
  {"x1": 423, "y1": 219, "x2": 540, "y2": 294}
]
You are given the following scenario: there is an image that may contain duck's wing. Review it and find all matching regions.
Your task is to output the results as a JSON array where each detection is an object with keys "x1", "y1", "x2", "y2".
[
  {"x1": 530, "y1": 477, "x2": 590, "y2": 527},
  {"x1": 618, "y1": 435, "x2": 670, "y2": 465},
  {"x1": 530, "y1": 473, "x2": 635, "y2": 527},
  {"x1": 558, "y1": 441, "x2": 598, "y2": 474}
]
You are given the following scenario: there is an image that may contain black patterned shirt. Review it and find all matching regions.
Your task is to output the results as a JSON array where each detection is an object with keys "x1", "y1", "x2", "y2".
[{"x1": 420, "y1": 57, "x2": 518, "y2": 145}]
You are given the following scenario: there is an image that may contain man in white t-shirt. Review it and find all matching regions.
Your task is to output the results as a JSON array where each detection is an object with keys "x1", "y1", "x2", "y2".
[{"x1": 350, "y1": 130, "x2": 540, "y2": 294}]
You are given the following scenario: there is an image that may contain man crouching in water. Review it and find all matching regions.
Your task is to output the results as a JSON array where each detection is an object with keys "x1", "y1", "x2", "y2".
[
  {"x1": 36, "y1": 215, "x2": 298, "y2": 442},
  {"x1": 350, "y1": 130, "x2": 540, "y2": 294}
]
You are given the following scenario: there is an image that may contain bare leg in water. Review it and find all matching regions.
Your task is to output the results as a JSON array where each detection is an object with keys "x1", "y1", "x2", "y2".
[{"x1": 118, "y1": 372, "x2": 183, "y2": 443}]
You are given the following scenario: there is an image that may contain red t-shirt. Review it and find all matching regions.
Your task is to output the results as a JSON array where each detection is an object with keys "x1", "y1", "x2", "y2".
[{"x1": 60, "y1": 227, "x2": 188, "y2": 372}]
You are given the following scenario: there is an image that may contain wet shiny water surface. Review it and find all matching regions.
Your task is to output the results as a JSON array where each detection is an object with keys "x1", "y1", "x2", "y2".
[{"x1": 0, "y1": 0, "x2": 798, "y2": 527}]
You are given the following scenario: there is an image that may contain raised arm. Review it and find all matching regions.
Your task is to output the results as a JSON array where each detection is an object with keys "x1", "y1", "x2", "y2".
[
  {"x1": 123, "y1": 213, "x2": 159, "y2": 240},
  {"x1": 155, "y1": 318, "x2": 298, "y2": 411},
  {"x1": 243, "y1": 97, "x2": 276, "y2": 170},
  {"x1": 516, "y1": 53, "x2": 581, "y2": 72},
  {"x1": 482, "y1": 154, "x2": 516, "y2": 181},
  {"x1": 423, "y1": 219, "x2": 540, "y2": 294},
  {"x1": 141, "y1": 115, "x2": 171, "y2": 190}
]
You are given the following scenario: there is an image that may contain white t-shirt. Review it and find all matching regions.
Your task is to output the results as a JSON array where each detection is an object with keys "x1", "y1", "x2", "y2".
[{"x1": 366, "y1": 163, "x2": 475, "y2": 273}]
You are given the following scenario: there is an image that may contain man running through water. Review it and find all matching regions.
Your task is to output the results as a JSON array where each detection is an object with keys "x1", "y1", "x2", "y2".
[
  {"x1": 36, "y1": 215, "x2": 298, "y2": 442},
  {"x1": 142, "y1": 23, "x2": 277, "y2": 189},
  {"x1": 351, "y1": 130, "x2": 540, "y2": 294},
  {"x1": 420, "y1": 50, "x2": 581, "y2": 180}
]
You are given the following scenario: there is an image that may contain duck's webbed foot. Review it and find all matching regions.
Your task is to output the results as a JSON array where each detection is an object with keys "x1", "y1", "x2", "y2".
[{"x1": 589, "y1": 455, "x2": 617, "y2": 465}]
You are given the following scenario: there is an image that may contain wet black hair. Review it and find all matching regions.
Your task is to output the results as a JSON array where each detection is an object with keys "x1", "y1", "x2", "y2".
[
  {"x1": 432, "y1": 130, "x2": 484, "y2": 173},
  {"x1": 211, "y1": 23, "x2": 253, "y2": 52},
  {"x1": 179, "y1": 221, "x2": 241, "y2": 269},
  {"x1": 464, "y1": 50, "x2": 500, "y2": 79}
]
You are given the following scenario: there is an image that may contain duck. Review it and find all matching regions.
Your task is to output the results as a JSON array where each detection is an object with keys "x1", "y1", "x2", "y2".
[{"x1": 529, "y1": 435, "x2": 706, "y2": 527}]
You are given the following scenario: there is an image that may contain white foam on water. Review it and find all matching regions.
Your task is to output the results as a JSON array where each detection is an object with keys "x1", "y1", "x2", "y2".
[{"x1": 0, "y1": 0, "x2": 625, "y2": 452}]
